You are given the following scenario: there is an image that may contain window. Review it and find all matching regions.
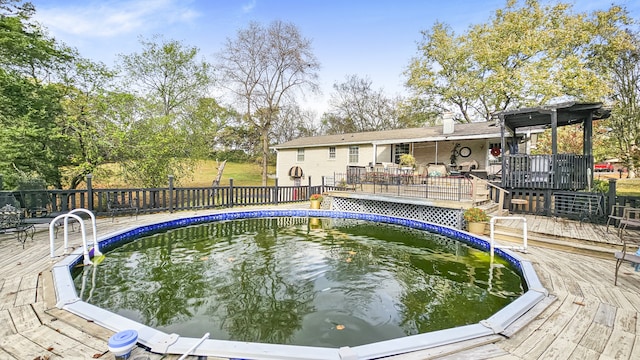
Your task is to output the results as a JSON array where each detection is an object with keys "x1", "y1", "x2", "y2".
[
  {"x1": 297, "y1": 148, "x2": 304, "y2": 162},
  {"x1": 349, "y1": 146, "x2": 359, "y2": 163},
  {"x1": 328, "y1": 146, "x2": 336, "y2": 159},
  {"x1": 394, "y1": 143, "x2": 410, "y2": 164}
]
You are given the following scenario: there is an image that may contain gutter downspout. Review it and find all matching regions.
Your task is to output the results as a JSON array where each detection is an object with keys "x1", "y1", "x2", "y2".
[{"x1": 373, "y1": 143, "x2": 377, "y2": 166}]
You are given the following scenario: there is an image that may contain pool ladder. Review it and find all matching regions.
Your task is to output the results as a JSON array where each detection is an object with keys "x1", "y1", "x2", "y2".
[
  {"x1": 489, "y1": 216, "x2": 528, "y2": 258},
  {"x1": 49, "y1": 208, "x2": 101, "y2": 266}
]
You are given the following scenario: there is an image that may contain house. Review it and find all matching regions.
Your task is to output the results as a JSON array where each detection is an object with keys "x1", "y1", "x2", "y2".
[{"x1": 272, "y1": 119, "x2": 544, "y2": 186}]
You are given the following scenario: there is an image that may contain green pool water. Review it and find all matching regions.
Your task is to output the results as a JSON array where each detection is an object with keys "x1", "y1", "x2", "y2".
[{"x1": 73, "y1": 217, "x2": 524, "y2": 348}]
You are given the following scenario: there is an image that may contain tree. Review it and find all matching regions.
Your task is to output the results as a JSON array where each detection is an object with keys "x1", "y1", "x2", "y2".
[
  {"x1": 117, "y1": 36, "x2": 215, "y2": 186},
  {"x1": 406, "y1": 22, "x2": 481, "y2": 123},
  {"x1": 271, "y1": 104, "x2": 319, "y2": 144},
  {"x1": 407, "y1": 0, "x2": 627, "y2": 122},
  {"x1": 0, "y1": 0, "x2": 73, "y2": 188},
  {"x1": 594, "y1": 29, "x2": 640, "y2": 177},
  {"x1": 57, "y1": 57, "x2": 118, "y2": 188},
  {"x1": 0, "y1": 69, "x2": 66, "y2": 187},
  {"x1": 217, "y1": 20, "x2": 320, "y2": 185},
  {"x1": 321, "y1": 75, "x2": 400, "y2": 134},
  {"x1": 396, "y1": 97, "x2": 440, "y2": 128},
  {"x1": 188, "y1": 97, "x2": 239, "y2": 157},
  {"x1": 119, "y1": 35, "x2": 213, "y2": 118}
]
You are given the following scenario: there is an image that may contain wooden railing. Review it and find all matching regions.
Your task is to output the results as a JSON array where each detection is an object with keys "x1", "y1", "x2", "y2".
[
  {"x1": 10, "y1": 178, "x2": 325, "y2": 218},
  {"x1": 327, "y1": 172, "x2": 475, "y2": 202},
  {"x1": 468, "y1": 174, "x2": 508, "y2": 209},
  {"x1": 502, "y1": 154, "x2": 591, "y2": 190}
]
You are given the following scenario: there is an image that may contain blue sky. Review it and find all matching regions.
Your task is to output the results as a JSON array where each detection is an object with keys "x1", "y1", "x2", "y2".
[{"x1": 31, "y1": 0, "x2": 640, "y2": 114}]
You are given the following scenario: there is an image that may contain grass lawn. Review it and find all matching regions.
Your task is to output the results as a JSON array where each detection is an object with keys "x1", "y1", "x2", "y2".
[
  {"x1": 92, "y1": 160, "x2": 274, "y2": 188},
  {"x1": 614, "y1": 179, "x2": 640, "y2": 197},
  {"x1": 184, "y1": 160, "x2": 275, "y2": 187}
]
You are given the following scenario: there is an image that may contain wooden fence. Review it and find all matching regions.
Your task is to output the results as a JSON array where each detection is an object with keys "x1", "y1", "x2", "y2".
[{"x1": 8, "y1": 176, "x2": 328, "y2": 218}]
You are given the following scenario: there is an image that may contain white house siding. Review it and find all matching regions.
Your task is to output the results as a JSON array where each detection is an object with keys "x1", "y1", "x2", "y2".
[
  {"x1": 376, "y1": 145, "x2": 392, "y2": 164},
  {"x1": 411, "y1": 140, "x2": 498, "y2": 170},
  {"x1": 275, "y1": 139, "x2": 506, "y2": 186},
  {"x1": 276, "y1": 144, "x2": 374, "y2": 186}
]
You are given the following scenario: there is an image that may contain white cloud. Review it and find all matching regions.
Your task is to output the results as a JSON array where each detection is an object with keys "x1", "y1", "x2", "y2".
[
  {"x1": 242, "y1": 0, "x2": 256, "y2": 13},
  {"x1": 34, "y1": 0, "x2": 201, "y2": 38}
]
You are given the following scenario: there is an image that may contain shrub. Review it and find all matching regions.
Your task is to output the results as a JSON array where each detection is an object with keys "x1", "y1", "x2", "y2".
[
  {"x1": 399, "y1": 154, "x2": 416, "y2": 167},
  {"x1": 310, "y1": 194, "x2": 323, "y2": 201},
  {"x1": 463, "y1": 207, "x2": 489, "y2": 222}
]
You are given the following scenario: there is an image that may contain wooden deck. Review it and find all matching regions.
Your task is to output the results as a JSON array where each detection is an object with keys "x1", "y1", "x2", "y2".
[{"x1": 0, "y1": 208, "x2": 638, "y2": 359}]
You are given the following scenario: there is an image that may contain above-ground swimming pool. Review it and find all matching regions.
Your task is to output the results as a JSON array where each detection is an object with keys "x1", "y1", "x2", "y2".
[{"x1": 52, "y1": 209, "x2": 548, "y2": 360}]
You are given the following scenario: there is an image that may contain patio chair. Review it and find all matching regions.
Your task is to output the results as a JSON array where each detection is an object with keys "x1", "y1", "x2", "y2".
[
  {"x1": 616, "y1": 207, "x2": 640, "y2": 236},
  {"x1": 19, "y1": 189, "x2": 59, "y2": 218},
  {"x1": 606, "y1": 205, "x2": 630, "y2": 233},
  {"x1": 107, "y1": 192, "x2": 138, "y2": 222},
  {"x1": 614, "y1": 232, "x2": 640, "y2": 285},
  {"x1": 457, "y1": 159, "x2": 478, "y2": 173},
  {"x1": 0, "y1": 192, "x2": 35, "y2": 246}
]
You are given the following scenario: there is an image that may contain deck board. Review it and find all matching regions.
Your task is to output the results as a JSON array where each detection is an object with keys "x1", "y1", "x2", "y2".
[
  {"x1": 510, "y1": 294, "x2": 581, "y2": 359},
  {"x1": 0, "y1": 208, "x2": 639, "y2": 359},
  {"x1": 0, "y1": 309, "x2": 17, "y2": 336},
  {"x1": 0, "y1": 333, "x2": 55, "y2": 360},
  {"x1": 567, "y1": 344, "x2": 600, "y2": 360},
  {"x1": 600, "y1": 327, "x2": 635, "y2": 359},
  {"x1": 579, "y1": 322, "x2": 613, "y2": 353},
  {"x1": 23, "y1": 324, "x2": 104, "y2": 358},
  {"x1": 9, "y1": 304, "x2": 41, "y2": 333},
  {"x1": 556, "y1": 299, "x2": 598, "y2": 343},
  {"x1": 0, "y1": 277, "x2": 20, "y2": 310}
]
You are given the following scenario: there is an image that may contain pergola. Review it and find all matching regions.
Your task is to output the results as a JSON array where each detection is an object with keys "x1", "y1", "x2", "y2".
[{"x1": 493, "y1": 102, "x2": 610, "y2": 191}]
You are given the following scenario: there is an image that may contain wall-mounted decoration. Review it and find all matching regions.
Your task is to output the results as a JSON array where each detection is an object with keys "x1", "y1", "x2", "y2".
[{"x1": 459, "y1": 147, "x2": 471, "y2": 158}]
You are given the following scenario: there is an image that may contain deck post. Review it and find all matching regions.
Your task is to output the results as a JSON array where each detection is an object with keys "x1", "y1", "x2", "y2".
[
  {"x1": 273, "y1": 178, "x2": 279, "y2": 205},
  {"x1": 228, "y1": 178, "x2": 234, "y2": 208},
  {"x1": 607, "y1": 179, "x2": 617, "y2": 215},
  {"x1": 168, "y1": 175, "x2": 174, "y2": 213},
  {"x1": 86, "y1": 174, "x2": 94, "y2": 211}
]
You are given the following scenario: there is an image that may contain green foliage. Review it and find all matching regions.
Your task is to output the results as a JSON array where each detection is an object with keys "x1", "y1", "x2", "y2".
[
  {"x1": 56, "y1": 57, "x2": 119, "y2": 189},
  {"x1": 463, "y1": 207, "x2": 490, "y2": 222},
  {"x1": 399, "y1": 154, "x2": 416, "y2": 167},
  {"x1": 210, "y1": 150, "x2": 252, "y2": 163},
  {"x1": 0, "y1": 0, "x2": 76, "y2": 188},
  {"x1": 597, "y1": 30, "x2": 640, "y2": 176},
  {"x1": 115, "y1": 36, "x2": 216, "y2": 187},
  {"x1": 117, "y1": 115, "x2": 197, "y2": 188},
  {"x1": 592, "y1": 179, "x2": 609, "y2": 194},
  {"x1": 120, "y1": 35, "x2": 213, "y2": 118},
  {"x1": 0, "y1": 69, "x2": 66, "y2": 188},
  {"x1": 407, "y1": 0, "x2": 629, "y2": 122}
]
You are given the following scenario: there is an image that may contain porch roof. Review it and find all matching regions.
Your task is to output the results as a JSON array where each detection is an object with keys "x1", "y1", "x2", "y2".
[
  {"x1": 273, "y1": 121, "x2": 538, "y2": 150},
  {"x1": 493, "y1": 101, "x2": 610, "y2": 132}
]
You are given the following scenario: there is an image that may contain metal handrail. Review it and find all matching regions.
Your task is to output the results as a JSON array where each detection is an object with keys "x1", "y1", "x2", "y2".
[
  {"x1": 48, "y1": 209, "x2": 98, "y2": 266},
  {"x1": 489, "y1": 216, "x2": 527, "y2": 260}
]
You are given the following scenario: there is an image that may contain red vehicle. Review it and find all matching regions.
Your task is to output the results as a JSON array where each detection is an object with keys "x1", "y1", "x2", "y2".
[{"x1": 594, "y1": 162, "x2": 614, "y2": 172}]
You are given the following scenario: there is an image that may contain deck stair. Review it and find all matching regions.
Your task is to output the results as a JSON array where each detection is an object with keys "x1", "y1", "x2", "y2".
[
  {"x1": 486, "y1": 216, "x2": 627, "y2": 259},
  {"x1": 477, "y1": 200, "x2": 508, "y2": 217}
]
